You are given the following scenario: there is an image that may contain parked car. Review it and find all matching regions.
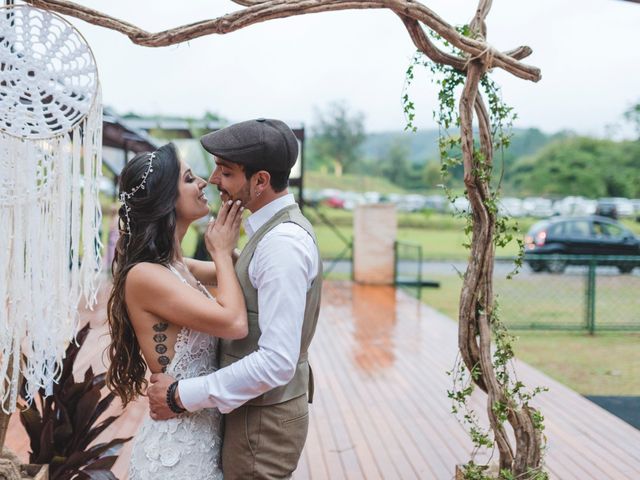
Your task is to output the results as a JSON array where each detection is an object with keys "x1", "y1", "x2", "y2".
[
  {"x1": 595, "y1": 197, "x2": 635, "y2": 219},
  {"x1": 448, "y1": 197, "x2": 470, "y2": 214},
  {"x1": 397, "y1": 194, "x2": 427, "y2": 212},
  {"x1": 302, "y1": 189, "x2": 323, "y2": 207},
  {"x1": 522, "y1": 197, "x2": 553, "y2": 218},
  {"x1": 498, "y1": 197, "x2": 524, "y2": 217},
  {"x1": 423, "y1": 194, "x2": 447, "y2": 212},
  {"x1": 524, "y1": 215, "x2": 640, "y2": 273},
  {"x1": 363, "y1": 191, "x2": 382, "y2": 204},
  {"x1": 552, "y1": 196, "x2": 597, "y2": 216},
  {"x1": 323, "y1": 195, "x2": 345, "y2": 209},
  {"x1": 594, "y1": 199, "x2": 618, "y2": 219},
  {"x1": 341, "y1": 191, "x2": 365, "y2": 211}
]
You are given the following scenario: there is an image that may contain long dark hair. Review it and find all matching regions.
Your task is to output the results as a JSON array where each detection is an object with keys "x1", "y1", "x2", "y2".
[{"x1": 106, "y1": 143, "x2": 180, "y2": 406}]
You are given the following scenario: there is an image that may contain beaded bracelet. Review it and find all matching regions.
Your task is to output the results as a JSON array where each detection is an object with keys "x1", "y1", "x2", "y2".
[{"x1": 166, "y1": 381, "x2": 187, "y2": 415}]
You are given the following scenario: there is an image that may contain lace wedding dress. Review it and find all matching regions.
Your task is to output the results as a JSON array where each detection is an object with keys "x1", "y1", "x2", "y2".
[{"x1": 129, "y1": 266, "x2": 223, "y2": 479}]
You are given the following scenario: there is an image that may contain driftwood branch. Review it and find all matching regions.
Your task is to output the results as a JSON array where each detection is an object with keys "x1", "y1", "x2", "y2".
[
  {"x1": 470, "y1": 0, "x2": 493, "y2": 38},
  {"x1": 22, "y1": 0, "x2": 540, "y2": 82},
  {"x1": 398, "y1": 14, "x2": 466, "y2": 71},
  {"x1": 453, "y1": 1, "x2": 545, "y2": 475},
  {"x1": 232, "y1": 0, "x2": 270, "y2": 5}
]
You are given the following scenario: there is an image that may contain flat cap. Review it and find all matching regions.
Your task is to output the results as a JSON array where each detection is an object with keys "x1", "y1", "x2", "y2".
[{"x1": 200, "y1": 118, "x2": 299, "y2": 173}]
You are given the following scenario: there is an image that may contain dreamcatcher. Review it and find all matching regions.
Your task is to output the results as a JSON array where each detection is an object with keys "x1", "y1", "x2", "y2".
[{"x1": 0, "y1": 4, "x2": 102, "y2": 410}]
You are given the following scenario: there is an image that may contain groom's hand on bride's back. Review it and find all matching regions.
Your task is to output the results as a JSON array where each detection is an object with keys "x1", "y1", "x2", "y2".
[{"x1": 148, "y1": 373, "x2": 182, "y2": 420}]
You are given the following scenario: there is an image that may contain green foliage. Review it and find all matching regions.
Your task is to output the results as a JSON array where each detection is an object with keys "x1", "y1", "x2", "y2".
[
  {"x1": 360, "y1": 129, "x2": 441, "y2": 164},
  {"x1": 355, "y1": 127, "x2": 569, "y2": 192},
  {"x1": 121, "y1": 110, "x2": 225, "y2": 124},
  {"x1": 624, "y1": 100, "x2": 640, "y2": 140},
  {"x1": 19, "y1": 324, "x2": 132, "y2": 480},
  {"x1": 510, "y1": 136, "x2": 640, "y2": 198},
  {"x1": 460, "y1": 462, "x2": 492, "y2": 480},
  {"x1": 310, "y1": 101, "x2": 366, "y2": 176},
  {"x1": 355, "y1": 136, "x2": 427, "y2": 190},
  {"x1": 423, "y1": 161, "x2": 442, "y2": 189},
  {"x1": 403, "y1": 23, "x2": 547, "y2": 479},
  {"x1": 358, "y1": 128, "x2": 568, "y2": 172}
]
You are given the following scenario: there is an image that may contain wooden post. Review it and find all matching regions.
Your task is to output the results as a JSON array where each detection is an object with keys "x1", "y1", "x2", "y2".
[{"x1": 353, "y1": 204, "x2": 397, "y2": 285}]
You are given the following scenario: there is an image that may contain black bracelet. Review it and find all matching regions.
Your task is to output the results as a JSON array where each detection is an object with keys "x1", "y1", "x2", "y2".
[{"x1": 166, "y1": 381, "x2": 187, "y2": 415}]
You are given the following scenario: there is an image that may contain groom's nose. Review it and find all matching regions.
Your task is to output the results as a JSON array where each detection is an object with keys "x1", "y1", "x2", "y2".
[{"x1": 208, "y1": 168, "x2": 219, "y2": 185}]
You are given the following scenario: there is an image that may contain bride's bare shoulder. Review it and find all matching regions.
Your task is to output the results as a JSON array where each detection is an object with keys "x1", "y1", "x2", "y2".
[
  {"x1": 125, "y1": 263, "x2": 175, "y2": 294},
  {"x1": 127, "y1": 262, "x2": 167, "y2": 278}
]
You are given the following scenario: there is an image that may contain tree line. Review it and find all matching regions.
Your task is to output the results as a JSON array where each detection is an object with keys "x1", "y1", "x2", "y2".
[{"x1": 308, "y1": 101, "x2": 640, "y2": 198}]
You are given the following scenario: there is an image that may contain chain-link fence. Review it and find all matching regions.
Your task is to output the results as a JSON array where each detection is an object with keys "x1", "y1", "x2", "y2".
[
  {"x1": 496, "y1": 255, "x2": 640, "y2": 332},
  {"x1": 394, "y1": 248, "x2": 640, "y2": 332}
]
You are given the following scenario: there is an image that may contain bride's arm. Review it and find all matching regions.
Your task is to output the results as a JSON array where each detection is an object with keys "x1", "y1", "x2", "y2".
[
  {"x1": 126, "y1": 201, "x2": 247, "y2": 338},
  {"x1": 184, "y1": 248, "x2": 240, "y2": 286},
  {"x1": 126, "y1": 262, "x2": 247, "y2": 338}
]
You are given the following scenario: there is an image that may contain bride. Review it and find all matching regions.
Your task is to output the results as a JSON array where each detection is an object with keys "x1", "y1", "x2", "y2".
[{"x1": 106, "y1": 143, "x2": 247, "y2": 479}]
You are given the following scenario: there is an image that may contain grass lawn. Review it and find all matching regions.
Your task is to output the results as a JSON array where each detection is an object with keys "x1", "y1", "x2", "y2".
[
  {"x1": 418, "y1": 273, "x2": 640, "y2": 396},
  {"x1": 313, "y1": 224, "x2": 522, "y2": 260},
  {"x1": 510, "y1": 331, "x2": 640, "y2": 396}
]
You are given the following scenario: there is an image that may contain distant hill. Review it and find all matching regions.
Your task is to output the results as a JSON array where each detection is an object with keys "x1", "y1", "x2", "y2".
[
  {"x1": 359, "y1": 128, "x2": 571, "y2": 165},
  {"x1": 360, "y1": 130, "x2": 441, "y2": 164},
  {"x1": 509, "y1": 136, "x2": 640, "y2": 198}
]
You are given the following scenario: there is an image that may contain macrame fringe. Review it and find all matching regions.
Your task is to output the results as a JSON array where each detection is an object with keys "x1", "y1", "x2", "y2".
[{"x1": 0, "y1": 89, "x2": 103, "y2": 411}]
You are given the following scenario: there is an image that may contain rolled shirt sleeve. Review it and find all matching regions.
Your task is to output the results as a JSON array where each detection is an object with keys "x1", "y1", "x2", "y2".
[{"x1": 179, "y1": 222, "x2": 318, "y2": 413}]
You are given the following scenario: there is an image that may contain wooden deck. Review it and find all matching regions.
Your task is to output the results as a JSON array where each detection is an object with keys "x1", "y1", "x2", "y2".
[{"x1": 5, "y1": 280, "x2": 640, "y2": 479}]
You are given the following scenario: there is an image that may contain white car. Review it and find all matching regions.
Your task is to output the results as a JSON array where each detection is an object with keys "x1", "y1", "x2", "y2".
[
  {"x1": 448, "y1": 197, "x2": 470, "y2": 214},
  {"x1": 553, "y1": 196, "x2": 593, "y2": 216},
  {"x1": 522, "y1": 197, "x2": 553, "y2": 218},
  {"x1": 498, "y1": 197, "x2": 524, "y2": 217},
  {"x1": 397, "y1": 194, "x2": 427, "y2": 212}
]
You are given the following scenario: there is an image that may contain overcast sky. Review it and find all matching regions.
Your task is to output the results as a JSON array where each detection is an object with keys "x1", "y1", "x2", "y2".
[{"x1": 55, "y1": 0, "x2": 640, "y2": 136}]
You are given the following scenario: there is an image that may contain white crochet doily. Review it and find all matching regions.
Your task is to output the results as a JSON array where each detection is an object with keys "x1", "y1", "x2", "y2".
[{"x1": 0, "y1": 5, "x2": 98, "y2": 139}]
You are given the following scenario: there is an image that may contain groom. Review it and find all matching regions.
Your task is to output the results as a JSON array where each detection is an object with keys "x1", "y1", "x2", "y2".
[{"x1": 148, "y1": 118, "x2": 322, "y2": 479}]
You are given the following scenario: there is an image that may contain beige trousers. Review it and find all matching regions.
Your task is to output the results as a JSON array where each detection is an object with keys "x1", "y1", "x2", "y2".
[{"x1": 222, "y1": 394, "x2": 309, "y2": 480}]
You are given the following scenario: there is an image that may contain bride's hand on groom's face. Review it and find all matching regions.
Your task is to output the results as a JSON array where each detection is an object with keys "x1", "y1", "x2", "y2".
[{"x1": 205, "y1": 200, "x2": 243, "y2": 258}]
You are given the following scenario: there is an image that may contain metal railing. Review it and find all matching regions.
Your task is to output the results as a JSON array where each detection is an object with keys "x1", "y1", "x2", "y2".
[{"x1": 394, "y1": 241, "x2": 440, "y2": 291}]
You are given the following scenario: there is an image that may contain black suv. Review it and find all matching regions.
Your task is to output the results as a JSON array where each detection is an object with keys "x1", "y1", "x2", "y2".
[{"x1": 524, "y1": 215, "x2": 640, "y2": 273}]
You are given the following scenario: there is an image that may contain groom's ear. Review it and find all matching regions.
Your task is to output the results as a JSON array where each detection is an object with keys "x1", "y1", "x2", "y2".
[{"x1": 253, "y1": 170, "x2": 271, "y2": 190}]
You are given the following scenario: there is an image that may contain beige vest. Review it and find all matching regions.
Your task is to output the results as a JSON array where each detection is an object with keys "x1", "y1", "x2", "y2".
[{"x1": 219, "y1": 203, "x2": 322, "y2": 406}]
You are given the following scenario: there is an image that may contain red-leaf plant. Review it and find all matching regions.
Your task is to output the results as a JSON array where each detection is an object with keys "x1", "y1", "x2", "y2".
[{"x1": 20, "y1": 324, "x2": 132, "y2": 480}]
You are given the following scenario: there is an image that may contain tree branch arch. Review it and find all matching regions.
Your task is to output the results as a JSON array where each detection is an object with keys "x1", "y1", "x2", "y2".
[
  {"x1": 19, "y1": 0, "x2": 545, "y2": 477},
  {"x1": 25, "y1": 0, "x2": 540, "y2": 81}
]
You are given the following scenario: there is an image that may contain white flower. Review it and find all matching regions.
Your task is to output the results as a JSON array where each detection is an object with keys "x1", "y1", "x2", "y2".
[{"x1": 159, "y1": 445, "x2": 180, "y2": 467}]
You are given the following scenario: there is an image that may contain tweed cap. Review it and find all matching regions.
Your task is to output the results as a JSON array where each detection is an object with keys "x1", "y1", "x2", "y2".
[{"x1": 200, "y1": 118, "x2": 298, "y2": 173}]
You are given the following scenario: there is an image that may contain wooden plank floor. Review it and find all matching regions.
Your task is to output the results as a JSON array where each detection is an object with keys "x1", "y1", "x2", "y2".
[{"x1": 5, "y1": 280, "x2": 640, "y2": 479}]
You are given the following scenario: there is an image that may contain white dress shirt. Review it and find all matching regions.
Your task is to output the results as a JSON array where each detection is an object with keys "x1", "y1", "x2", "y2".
[{"x1": 179, "y1": 194, "x2": 319, "y2": 413}]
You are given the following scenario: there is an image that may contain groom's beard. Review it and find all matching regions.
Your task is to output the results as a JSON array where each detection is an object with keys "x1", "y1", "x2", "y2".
[{"x1": 218, "y1": 183, "x2": 251, "y2": 207}]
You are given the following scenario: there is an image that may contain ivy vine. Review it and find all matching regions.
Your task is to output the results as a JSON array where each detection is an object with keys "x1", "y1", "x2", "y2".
[{"x1": 402, "y1": 25, "x2": 548, "y2": 480}]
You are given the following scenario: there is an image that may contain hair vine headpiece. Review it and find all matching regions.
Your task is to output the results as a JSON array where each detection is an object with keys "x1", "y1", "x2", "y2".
[{"x1": 119, "y1": 151, "x2": 156, "y2": 244}]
